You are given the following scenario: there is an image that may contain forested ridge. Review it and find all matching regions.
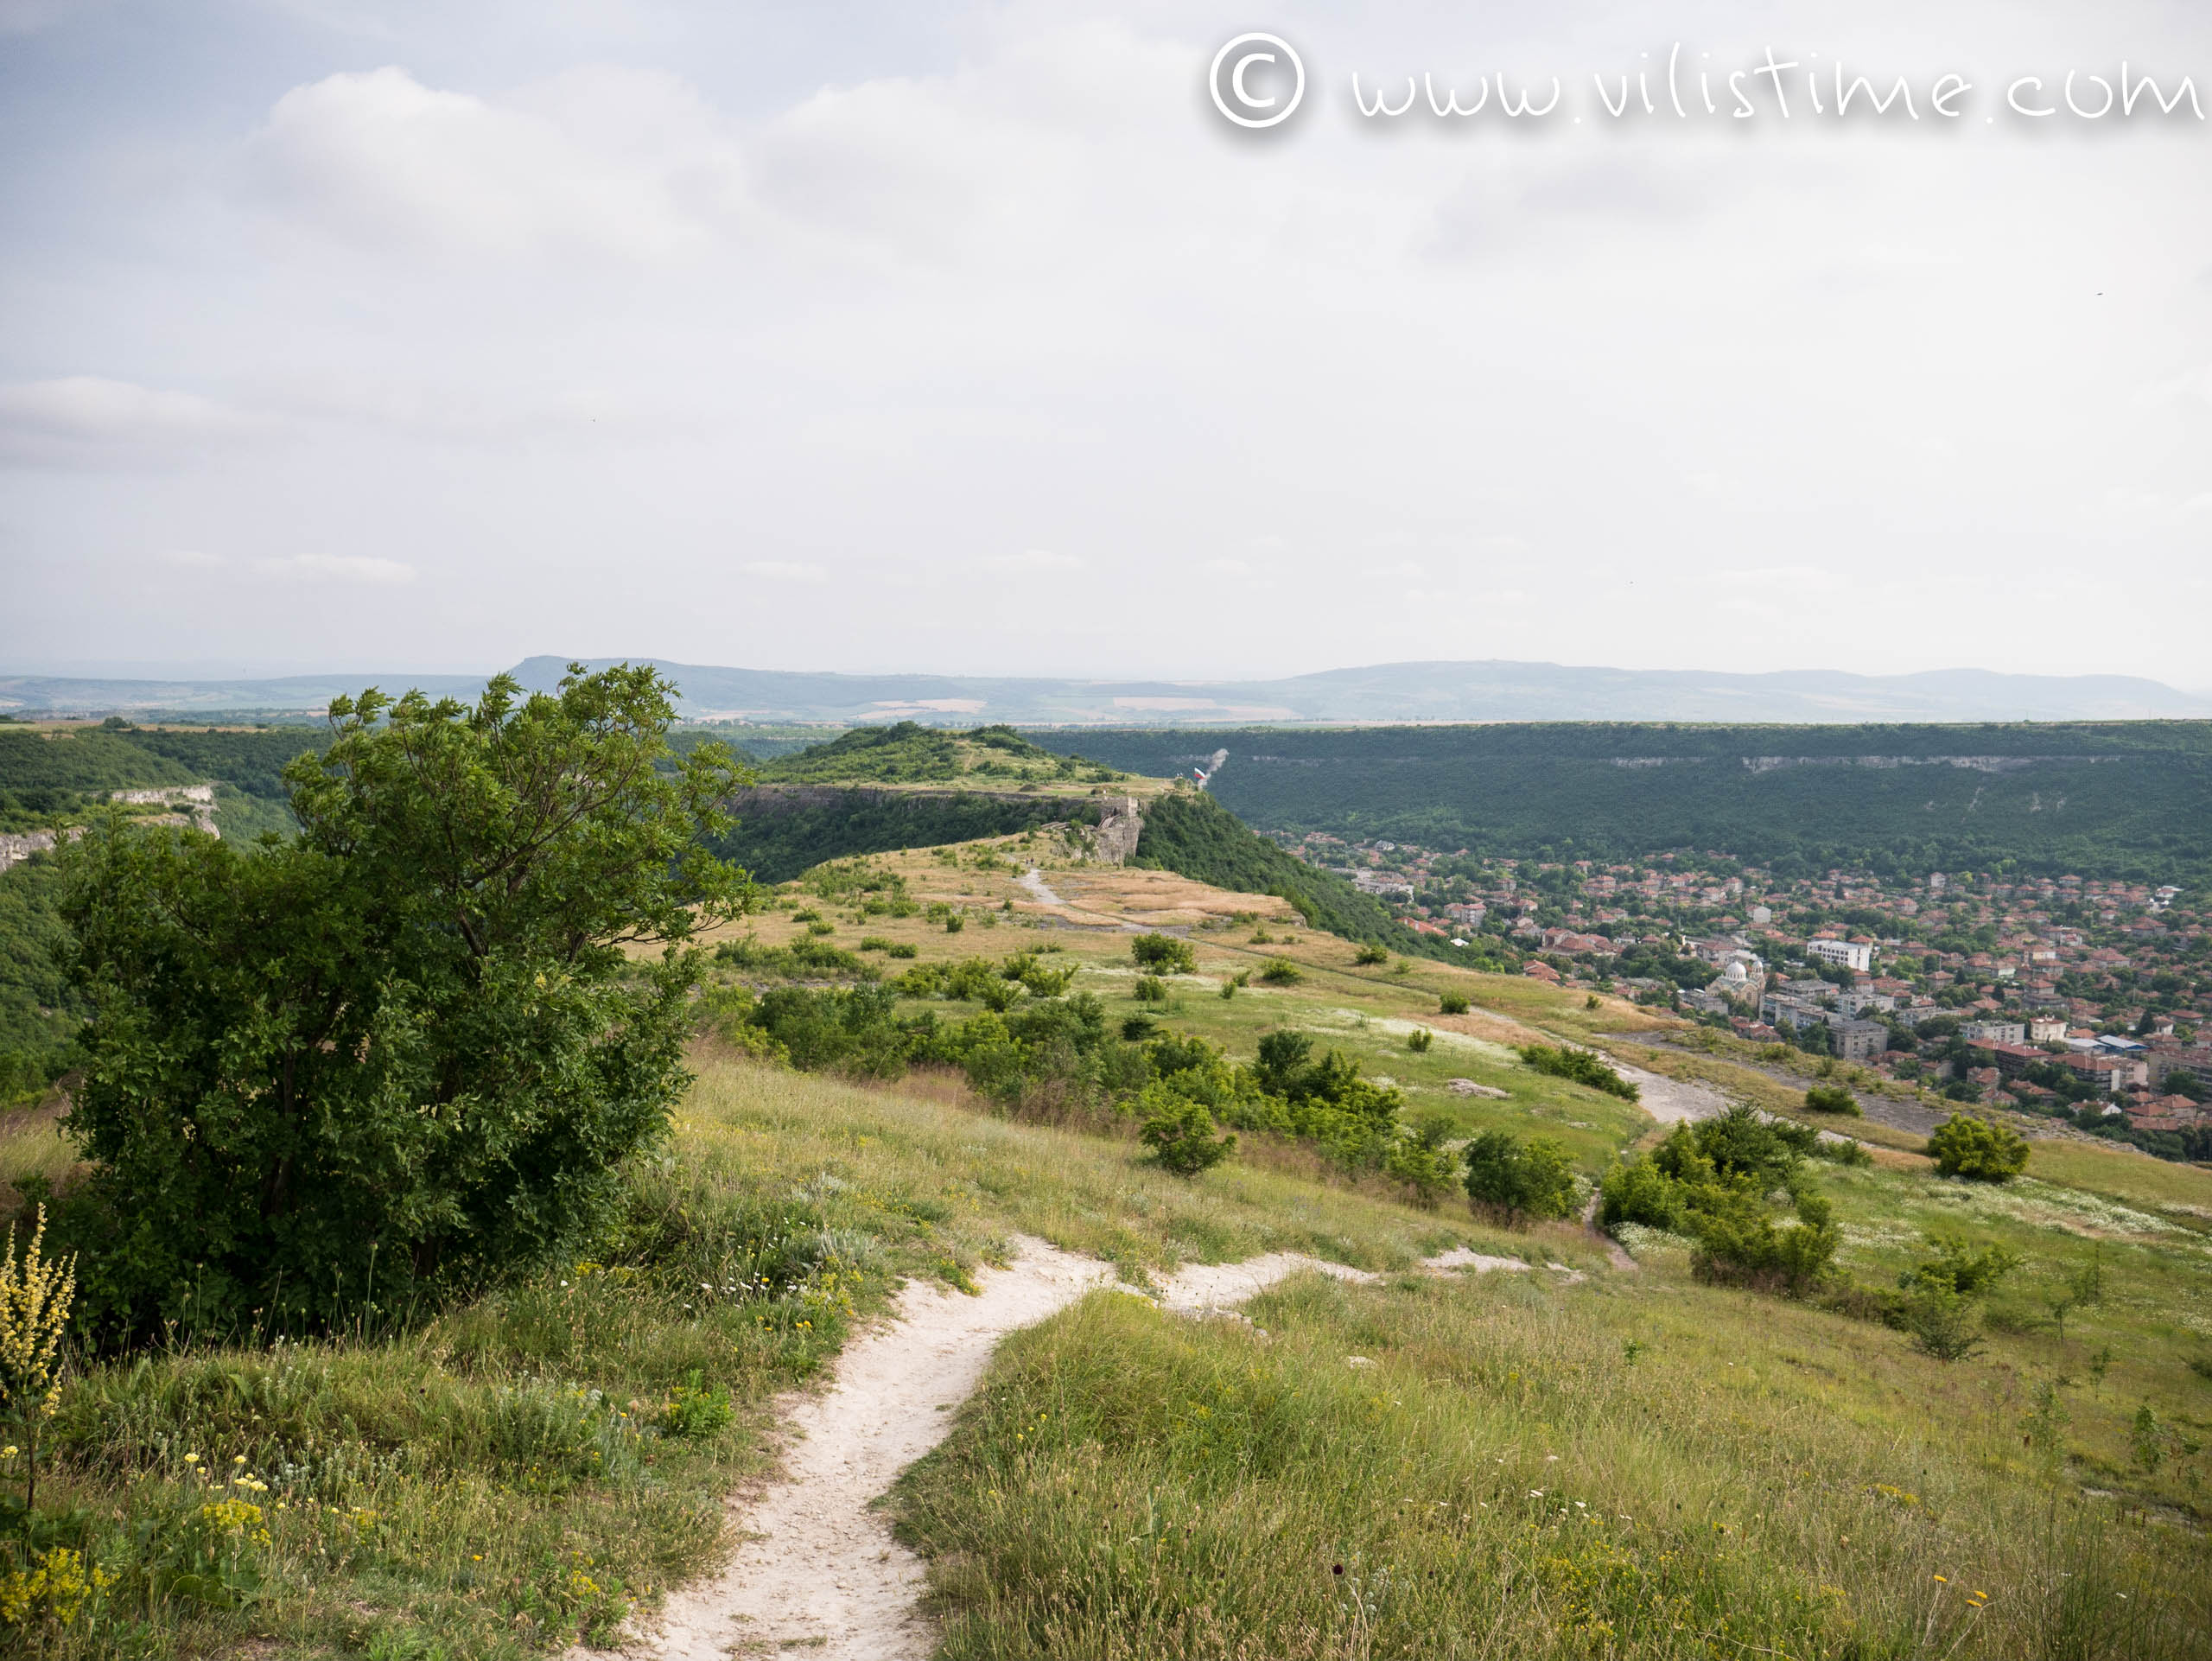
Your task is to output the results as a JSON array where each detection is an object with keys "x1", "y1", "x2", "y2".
[{"x1": 1029, "y1": 722, "x2": 2212, "y2": 882}]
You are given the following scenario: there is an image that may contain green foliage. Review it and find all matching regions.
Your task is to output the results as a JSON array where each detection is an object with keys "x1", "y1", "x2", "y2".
[
  {"x1": 1438, "y1": 992, "x2": 1471, "y2": 1015},
  {"x1": 54, "y1": 665, "x2": 751, "y2": 1341},
  {"x1": 711, "y1": 791, "x2": 1088, "y2": 884},
  {"x1": 1137, "y1": 1087, "x2": 1235, "y2": 1174},
  {"x1": 1926, "y1": 1114, "x2": 2031, "y2": 1182},
  {"x1": 1382, "y1": 1114, "x2": 1458, "y2": 1207},
  {"x1": 1405, "y1": 1028, "x2": 1433, "y2": 1053},
  {"x1": 1899, "y1": 1283, "x2": 1985, "y2": 1362},
  {"x1": 756, "y1": 722, "x2": 1122, "y2": 787},
  {"x1": 1131, "y1": 933, "x2": 1197, "y2": 975},
  {"x1": 1129, "y1": 792, "x2": 1456, "y2": 964},
  {"x1": 1132, "y1": 976, "x2": 1169, "y2": 1004},
  {"x1": 1460, "y1": 1130, "x2": 1578, "y2": 1224},
  {"x1": 1352, "y1": 944, "x2": 1389, "y2": 966},
  {"x1": 1803, "y1": 1084, "x2": 1861, "y2": 1116},
  {"x1": 1043, "y1": 721, "x2": 2212, "y2": 890},
  {"x1": 0, "y1": 856, "x2": 81, "y2": 1106},
  {"x1": 1899, "y1": 1235, "x2": 2023, "y2": 1300},
  {"x1": 1605, "y1": 1111, "x2": 1840, "y2": 1295},
  {"x1": 658, "y1": 1371, "x2": 735, "y2": 1438},
  {"x1": 1517, "y1": 1044, "x2": 1639, "y2": 1101},
  {"x1": 1597, "y1": 1156, "x2": 1684, "y2": 1231},
  {"x1": 1256, "y1": 958, "x2": 1302, "y2": 985}
]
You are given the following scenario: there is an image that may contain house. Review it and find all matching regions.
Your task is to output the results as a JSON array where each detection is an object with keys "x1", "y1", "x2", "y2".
[
  {"x1": 1523, "y1": 961, "x2": 1561, "y2": 983},
  {"x1": 1961, "y1": 1020, "x2": 2026, "y2": 1046},
  {"x1": 2027, "y1": 1016, "x2": 2069, "y2": 1043}
]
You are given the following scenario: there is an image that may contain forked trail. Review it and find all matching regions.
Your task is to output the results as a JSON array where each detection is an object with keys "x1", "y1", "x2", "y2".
[{"x1": 602, "y1": 1236, "x2": 1548, "y2": 1660}]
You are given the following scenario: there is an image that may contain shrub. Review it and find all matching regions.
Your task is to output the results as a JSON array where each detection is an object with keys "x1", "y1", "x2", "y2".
[
  {"x1": 1926, "y1": 1114, "x2": 2031, "y2": 1182},
  {"x1": 1131, "y1": 934, "x2": 1198, "y2": 975},
  {"x1": 1217, "y1": 981, "x2": 1236, "y2": 1001},
  {"x1": 1900, "y1": 1285, "x2": 1985, "y2": 1361},
  {"x1": 944, "y1": 915, "x2": 964, "y2": 933},
  {"x1": 1383, "y1": 1116, "x2": 1459, "y2": 1208},
  {"x1": 1353, "y1": 944, "x2": 1389, "y2": 966},
  {"x1": 1899, "y1": 1234, "x2": 2021, "y2": 1299},
  {"x1": 1133, "y1": 976, "x2": 1169, "y2": 1004},
  {"x1": 1438, "y1": 992, "x2": 1471, "y2": 1015},
  {"x1": 56, "y1": 665, "x2": 749, "y2": 1340},
  {"x1": 1517, "y1": 1044, "x2": 1639, "y2": 1102},
  {"x1": 1257, "y1": 958, "x2": 1302, "y2": 985},
  {"x1": 1406, "y1": 1028, "x2": 1433, "y2": 1053},
  {"x1": 1804, "y1": 1084, "x2": 1861, "y2": 1116},
  {"x1": 887, "y1": 942, "x2": 918, "y2": 959},
  {"x1": 1688, "y1": 1184, "x2": 1839, "y2": 1296},
  {"x1": 1138, "y1": 1087, "x2": 1235, "y2": 1175},
  {"x1": 1598, "y1": 1157, "x2": 1682, "y2": 1231},
  {"x1": 1461, "y1": 1130, "x2": 1578, "y2": 1225},
  {"x1": 858, "y1": 936, "x2": 894, "y2": 952}
]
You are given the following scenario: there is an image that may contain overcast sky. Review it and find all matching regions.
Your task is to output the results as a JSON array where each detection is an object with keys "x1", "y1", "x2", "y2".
[{"x1": 2, "y1": 1, "x2": 2208, "y2": 685}]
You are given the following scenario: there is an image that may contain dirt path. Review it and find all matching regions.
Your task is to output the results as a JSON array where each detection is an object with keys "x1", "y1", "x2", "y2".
[
  {"x1": 1016, "y1": 867, "x2": 1065, "y2": 908},
  {"x1": 1605, "y1": 1057, "x2": 1730, "y2": 1125},
  {"x1": 603, "y1": 1238, "x2": 1551, "y2": 1659}
]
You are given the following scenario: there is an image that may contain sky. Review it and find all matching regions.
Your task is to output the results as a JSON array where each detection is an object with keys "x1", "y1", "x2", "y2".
[{"x1": 1, "y1": 0, "x2": 2208, "y2": 686}]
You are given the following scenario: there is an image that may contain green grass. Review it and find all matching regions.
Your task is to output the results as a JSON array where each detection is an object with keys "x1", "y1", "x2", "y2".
[
  {"x1": 896, "y1": 1264, "x2": 2211, "y2": 1660},
  {"x1": 5, "y1": 1057, "x2": 1506, "y2": 1657}
]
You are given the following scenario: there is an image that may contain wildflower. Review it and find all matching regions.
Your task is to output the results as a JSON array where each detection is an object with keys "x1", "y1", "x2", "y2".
[{"x1": 1934, "y1": 1575, "x2": 1948, "y2": 1584}]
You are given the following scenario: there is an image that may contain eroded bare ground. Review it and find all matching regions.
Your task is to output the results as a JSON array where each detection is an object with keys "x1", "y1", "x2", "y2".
[{"x1": 595, "y1": 1238, "x2": 1557, "y2": 1661}]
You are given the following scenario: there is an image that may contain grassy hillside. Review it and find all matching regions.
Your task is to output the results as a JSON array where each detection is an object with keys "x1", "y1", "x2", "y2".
[
  {"x1": 3, "y1": 836, "x2": 2209, "y2": 1656},
  {"x1": 1028, "y1": 722, "x2": 2212, "y2": 885}
]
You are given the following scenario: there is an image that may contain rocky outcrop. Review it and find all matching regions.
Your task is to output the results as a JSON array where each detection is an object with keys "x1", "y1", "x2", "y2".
[
  {"x1": 0, "y1": 826, "x2": 86, "y2": 873},
  {"x1": 1092, "y1": 796, "x2": 1144, "y2": 864}
]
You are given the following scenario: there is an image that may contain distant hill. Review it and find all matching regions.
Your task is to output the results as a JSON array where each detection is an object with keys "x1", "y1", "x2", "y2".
[{"x1": 3, "y1": 657, "x2": 2203, "y2": 724}]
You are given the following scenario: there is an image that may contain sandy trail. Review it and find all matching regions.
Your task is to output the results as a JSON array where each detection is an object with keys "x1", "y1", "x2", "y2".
[
  {"x1": 606, "y1": 1238, "x2": 1548, "y2": 1660},
  {"x1": 1015, "y1": 867, "x2": 1065, "y2": 908},
  {"x1": 1605, "y1": 1058, "x2": 1730, "y2": 1124}
]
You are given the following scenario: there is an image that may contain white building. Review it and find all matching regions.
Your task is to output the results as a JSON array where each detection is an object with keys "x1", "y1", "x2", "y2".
[{"x1": 1805, "y1": 939, "x2": 1873, "y2": 972}]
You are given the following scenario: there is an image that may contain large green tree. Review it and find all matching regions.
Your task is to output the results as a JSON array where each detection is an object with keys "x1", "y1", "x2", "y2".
[{"x1": 54, "y1": 665, "x2": 751, "y2": 1340}]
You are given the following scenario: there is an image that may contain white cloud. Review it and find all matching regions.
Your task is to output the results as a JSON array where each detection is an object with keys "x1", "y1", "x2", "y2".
[
  {"x1": 0, "y1": 378, "x2": 258, "y2": 467},
  {"x1": 740, "y1": 560, "x2": 830, "y2": 583},
  {"x1": 259, "y1": 554, "x2": 416, "y2": 584},
  {"x1": 238, "y1": 66, "x2": 735, "y2": 258}
]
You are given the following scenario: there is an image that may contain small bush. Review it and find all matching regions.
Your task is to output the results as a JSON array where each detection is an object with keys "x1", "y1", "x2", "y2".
[
  {"x1": 1461, "y1": 1130, "x2": 1577, "y2": 1225},
  {"x1": 1901, "y1": 1285, "x2": 1985, "y2": 1361},
  {"x1": 1926, "y1": 1114, "x2": 2031, "y2": 1182},
  {"x1": 1438, "y1": 992, "x2": 1471, "y2": 1015},
  {"x1": 1132, "y1": 934, "x2": 1198, "y2": 975},
  {"x1": 1353, "y1": 944, "x2": 1389, "y2": 966},
  {"x1": 660, "y1": 1372, "x2": 735, "y2": 1438},
  {"x1": 858, "y1": 936, "x2": 893, "y2": 952},
  {"x1": 944, "y1": 915, "x2": 965, "y2": 934},
  {"x1": 1138, "y1": 1087, "x2": 1235, "y2": 1175},
  {"x1": 1257, "y1": 958, "x2": 1302, "y2": 985},
  {"x1": 1899, "y1": 1234, "x2": 2022, "y2": 1299},
  {"x1": 1406, "y1": 1028, "x2": 1433, "y2": 1053},
  {"x1": 887, "y1": 942, "x2": 918, "y2": 959},
  {"x1": 1598, "y1": 1157, "x2": 1682, "y2": 1231},
  {"x1": 1517, "y1": 1044, "x2": 1639, "y2": 1102},
  {"x1": 1133, "y1": 976, "x2": 1169, "y2": 1004},
  {"x1": 1121, "y1": 1015, "x2": 1160, "y2": 1041},
  {"x1": 1804, "y1": 1084, "x2": 1861, "y2": 1116},
  {"x1": 1217, "y1": 981, "x2": 1237, "y2": 1001}
]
